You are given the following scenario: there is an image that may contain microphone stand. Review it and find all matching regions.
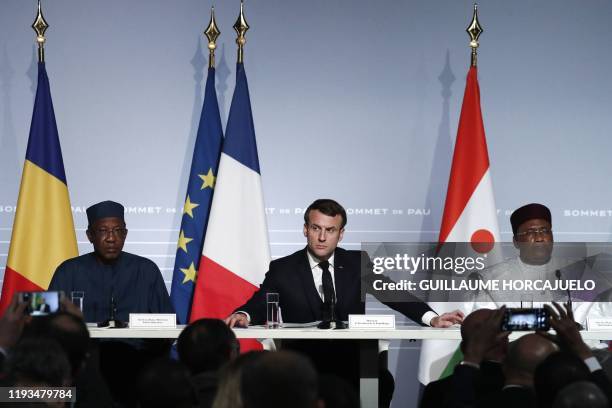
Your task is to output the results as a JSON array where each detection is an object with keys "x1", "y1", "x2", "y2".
[
  {"x1": 97, "y1": 295, "x2": 127, "y2": 328},
  {"x1": 555, "y1": 269, "x2": 572, "y2": 309},
  {"x1": 555, "y1": 269, "x2": 583, "y2": 330},
  {"x1": 317, "y1": 292, "x2": 346, "y2": 330}
]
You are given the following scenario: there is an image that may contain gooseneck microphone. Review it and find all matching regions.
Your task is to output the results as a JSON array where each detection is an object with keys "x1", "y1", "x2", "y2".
[
  {"x1": 317, "y1": 292, "x2": 346, "y2": 329},
  {"x1": 555, "y1": 269, "x2": 583, "y2": 330},
  {"x1": 317, "y1": 260, "x2": 346, "y2": 329},
  {"x1": 97, "y1": 293, "x2": 127, "y2": 328},
  {"x1": 555, "y1": 269, "x2": 572, "y2": 308}
]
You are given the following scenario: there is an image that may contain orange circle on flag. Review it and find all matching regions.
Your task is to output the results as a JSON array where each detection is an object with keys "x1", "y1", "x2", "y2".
[{"x1": 470, "y1": 229, "x2": 495, "y2": 254}]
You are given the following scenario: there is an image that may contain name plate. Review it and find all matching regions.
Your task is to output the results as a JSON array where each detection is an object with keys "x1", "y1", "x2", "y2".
[
  {"x1": 587, "y1": 317, "x2": 612, "y2": 331},
  {"x1": 129, "y1": 314, "x2": 176, "y2": 329},
  {"x1": 349, "y1": 314, "x2": 395, "y2": 330}
]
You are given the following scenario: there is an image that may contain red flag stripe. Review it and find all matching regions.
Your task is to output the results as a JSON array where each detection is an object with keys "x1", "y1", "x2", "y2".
[
  {"x1": 190, "y1": 255, "x2": 259, "y2": 322},
  {"x1": 438, "y1": 67, "x2": 490, "y2": 244},
  {"x1": 0, "y1": 266, "x2": 44, "y2": 312},
  {"x1": 190, "y1": 256, "x2": 263, "y2": 352}
]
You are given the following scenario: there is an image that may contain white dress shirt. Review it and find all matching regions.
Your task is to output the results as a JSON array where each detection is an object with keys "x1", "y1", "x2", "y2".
[
  {"x1": 306, "y1": 250, "x2": 336, "y2": 301},
  {"x1": 308, "y1": 250, "x2": 437, "y2": 326}
]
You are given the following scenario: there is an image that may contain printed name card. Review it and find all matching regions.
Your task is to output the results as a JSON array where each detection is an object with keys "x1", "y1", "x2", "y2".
[
  {"x1": 129, "y1": 314, "x2": 176, "y2": 329},
  {"x1": 349, "y1": 314, "x2": 395, "y2": 329},
  {"x1": 587, "y1": 317, "x2": 612, "y2": 331}
]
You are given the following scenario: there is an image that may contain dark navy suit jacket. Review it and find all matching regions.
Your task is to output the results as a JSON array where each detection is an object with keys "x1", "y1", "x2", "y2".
[{"x1": 236, "y1": 247, "x2": 433, "y2": 325}]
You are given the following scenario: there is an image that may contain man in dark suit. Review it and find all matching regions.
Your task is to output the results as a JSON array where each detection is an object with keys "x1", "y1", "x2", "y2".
[
  {"x1": 226, "y1": 198, "x2": 463, "y2": 328},
  {"x1": 226, "y1": 199, "x2": 463, "y2": 406},
  {"x1": 36, "y1": 297, "x2": 51, "y2": 313},
  {"x1": 228, "y1": 245, "x2": 437, "y2": 325}
]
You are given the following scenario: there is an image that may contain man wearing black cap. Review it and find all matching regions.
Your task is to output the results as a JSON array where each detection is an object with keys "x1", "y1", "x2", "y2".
[
  {"x1": 475, "y1": 203, "x2": 559, "y2": 304},
  {"x1": 510, "y1": 203, "x2": 554, "y2": 265},
  {"x1": 476, "y1": 204, "x2": 594, "y2": 323},
  {"x1": 49, "y1": 200, "x2": 174, "y2": 323}
]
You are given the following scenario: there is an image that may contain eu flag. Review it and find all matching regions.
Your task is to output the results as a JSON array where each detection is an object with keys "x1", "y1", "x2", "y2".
[{"x1": 170, "y1": 67, "x2": 224, "y2": 324}]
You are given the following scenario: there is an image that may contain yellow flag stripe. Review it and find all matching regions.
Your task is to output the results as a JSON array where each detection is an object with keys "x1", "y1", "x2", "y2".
[{"x1": 6, "y1": 160, "x2": 78, "y2": 289}]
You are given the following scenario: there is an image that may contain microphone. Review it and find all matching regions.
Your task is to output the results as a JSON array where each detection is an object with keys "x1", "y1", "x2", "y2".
[
  {"x1": 97, "y1": 294, "x2": 127, "y2": 328},
  {"x1": 467, "y1": 271, "x2": 483, "y2": 299},
  {"x1": 330, "y1": 291, "x2": 346, "y2": 328},
  {"x1": 555, "y1": 269, "x2": 572, "y2": 308},
  {"x1": 317, "y1": 289, "x2": 346, "y2": 330},
  {"x1": 555, "y1": 269, "x2": 583, "y2": 330},
  {"x1": 110, "y1": 295, "x2": 117, "y2": 321}
]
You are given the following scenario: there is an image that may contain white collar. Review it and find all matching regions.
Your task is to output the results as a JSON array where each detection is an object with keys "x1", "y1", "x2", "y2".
[
  {"x1": 306, "y1": 249, "x2": 335, "y2": 270},
  {"x1": 516, "y1": 257, "x2": 553, "y2": 273}
]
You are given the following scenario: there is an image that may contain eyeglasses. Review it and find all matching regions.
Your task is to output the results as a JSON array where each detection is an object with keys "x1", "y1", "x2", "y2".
[
  {"x1": 515, "y1": 227, "x2": 552, "y2": 238},
  {"x1": 94, "y1": 227, "x2": 127, "y2": 237}
]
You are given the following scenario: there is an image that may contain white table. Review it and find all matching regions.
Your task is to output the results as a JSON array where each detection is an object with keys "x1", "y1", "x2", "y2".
[
  {"x1": 88, "y1": 324, "x2": 612, "y2": 341},
  {"x1": 87, "y1": 325, "x2": 612, "y2": 408}
]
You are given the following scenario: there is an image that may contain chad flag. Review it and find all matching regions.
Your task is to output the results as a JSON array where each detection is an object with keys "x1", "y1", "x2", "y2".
[{"x1": 0, "y1": 62, "x2": 77, "y2": 314}]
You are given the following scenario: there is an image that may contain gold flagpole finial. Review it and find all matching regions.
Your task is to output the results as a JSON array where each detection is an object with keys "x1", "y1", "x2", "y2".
[
  {"x1": 233, "y1": 1, "x2": 250, "y2": 64},
  {"x1": 205, "y1": 7, "x2": 221, "y2": 68},
  {"x1": 466, "y1": 4, "x2": 483, "y2": 67},
  {"x1": 32, "y1": 0, "x2": 49, "y2": 63}
]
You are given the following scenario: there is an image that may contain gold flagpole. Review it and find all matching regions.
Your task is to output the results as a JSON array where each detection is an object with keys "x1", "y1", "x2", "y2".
[
  {"x1": 32, "y1": 0, "x2": 49, "y2": 63},
  {"x1": 234, "y1": 1, "x2": 249, "y2": 64},
  {"x1": 205, "y1": 7, "x2": 220, "y2": 69},
  {"x1": 466, "y1": 4, "x2": 483, "y2": 67}
]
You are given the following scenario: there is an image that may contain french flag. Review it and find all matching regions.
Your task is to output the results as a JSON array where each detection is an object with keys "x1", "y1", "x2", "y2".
[{"x1": 190, "y1": 62, "x2": 270, "y2": 342}]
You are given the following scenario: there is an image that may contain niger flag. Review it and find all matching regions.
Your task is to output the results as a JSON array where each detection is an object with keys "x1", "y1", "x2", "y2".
[
  {"x1": 0, "y1": 62, "x2": 77, "y2": 314},
  {"x1": 418, "y1": 66, "x2": 501, "y2": 384},
  {"x1": 438, "y1": 67, "x2": 500, "y2": 246}
]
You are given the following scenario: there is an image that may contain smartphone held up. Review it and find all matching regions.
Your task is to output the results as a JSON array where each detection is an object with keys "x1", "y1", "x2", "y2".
[{"x1": 18, "y1": 291, "x2": 63, "y2": 316}]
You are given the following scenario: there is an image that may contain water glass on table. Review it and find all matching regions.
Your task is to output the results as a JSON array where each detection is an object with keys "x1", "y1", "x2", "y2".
[
  {"x1": 266, "y1": 292, "x2": 280, "y2": 329},
  {"x1": 71, "y1": 291, "x2": 84, "y2": 312}
]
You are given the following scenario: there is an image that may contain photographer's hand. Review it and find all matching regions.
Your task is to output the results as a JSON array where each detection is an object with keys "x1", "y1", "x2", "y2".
[
  {"x1": 60, "y1": 297, "x2": 85, "y2": 320},
  {"x1": 463, "y1": 306, "x2": 509, "y2": 365},
  {"x1": 542, "y1": 302, "x2": 592, "y2": 360},
  {"x1": 0, "y1": 294, "x2": 28, "y2": 352}
]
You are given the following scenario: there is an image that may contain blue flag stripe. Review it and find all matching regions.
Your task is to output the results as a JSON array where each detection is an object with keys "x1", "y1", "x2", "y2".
[
  {"x1": 221, "y1": 63, "x2": 261, "y2": 174},
  {"x1": 25, "y1": 63, "x2": 67, "y2": 184}
]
